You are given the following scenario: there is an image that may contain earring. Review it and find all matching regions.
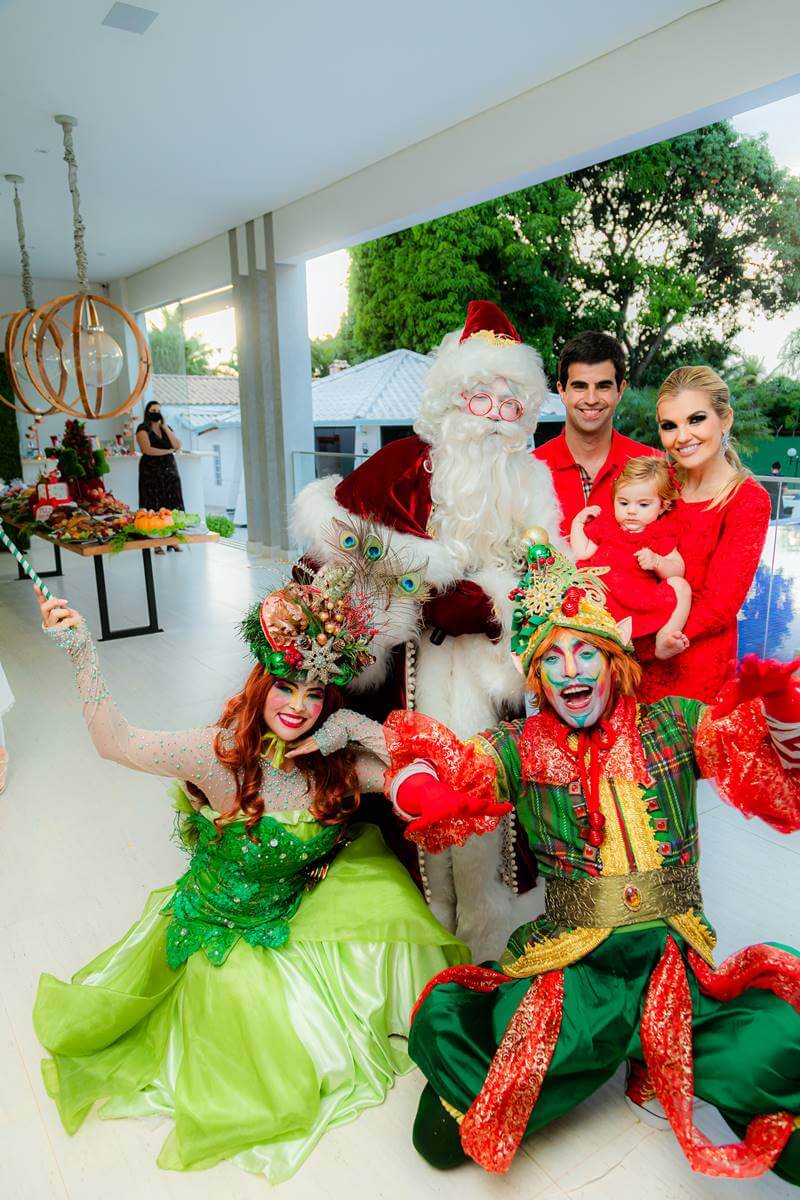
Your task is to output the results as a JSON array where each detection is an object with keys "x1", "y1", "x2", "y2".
[{"x1": 721, "y1": 430, "x2": 731, "y2": 453}]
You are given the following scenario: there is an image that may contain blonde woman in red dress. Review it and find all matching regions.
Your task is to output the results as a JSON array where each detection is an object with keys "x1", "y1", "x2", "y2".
[{"x1": 639, "y1": 366, "x2": 770, "y2": 704}]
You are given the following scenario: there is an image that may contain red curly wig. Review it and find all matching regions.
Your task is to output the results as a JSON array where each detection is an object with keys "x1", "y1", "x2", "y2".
[{"x1": 186, "y1": 665, "x2": 361, "y2": 838}]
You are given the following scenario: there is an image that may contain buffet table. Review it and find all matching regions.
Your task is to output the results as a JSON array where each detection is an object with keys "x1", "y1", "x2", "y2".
[
  {"x1": 7, "y1": 521, "x2": 219, "y2": 641},
  {"x1": 21, "y1": 452, "x2": 207, "y2": 519}
]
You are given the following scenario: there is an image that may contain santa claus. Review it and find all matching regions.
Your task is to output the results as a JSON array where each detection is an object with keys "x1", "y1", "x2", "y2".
[{"x1": 293, "y1": 300, "x2": 565, "y2": 959}]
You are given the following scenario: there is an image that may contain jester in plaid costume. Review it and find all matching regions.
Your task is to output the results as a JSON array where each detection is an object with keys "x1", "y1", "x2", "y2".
[{"x1": 384, "y1": 533, "x2": 800, "y2": 1185}]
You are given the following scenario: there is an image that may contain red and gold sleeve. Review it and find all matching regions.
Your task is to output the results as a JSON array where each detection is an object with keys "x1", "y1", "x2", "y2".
[
  {"x1": 694, "y1": 699, "x2": 800, "y2": 833},
  {"x1": 383, "y1": 710, "x2": 506, "y2": 853}
]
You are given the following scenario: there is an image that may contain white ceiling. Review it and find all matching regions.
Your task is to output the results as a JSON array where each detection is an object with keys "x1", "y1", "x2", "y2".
[{"x1": 0, "y1": 0, "x2": 716, "y2": 281}]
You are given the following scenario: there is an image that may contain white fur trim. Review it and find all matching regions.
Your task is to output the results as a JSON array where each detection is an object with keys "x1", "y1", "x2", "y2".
[
  {"x1": 413, "y1": 631, "x2": 525, "y2": 739},
  {"x1": 291, "y1": 473, "x2": 460, "y2": 588},
  {"x1": 468, "y1": 566, "x2": 520, "y2": 637},
  {"x1": 390, "y1": 760, "x2": 438, "y2": 816}
]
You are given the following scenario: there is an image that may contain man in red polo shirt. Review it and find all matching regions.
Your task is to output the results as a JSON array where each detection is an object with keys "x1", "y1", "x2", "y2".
[{"x1": 535, "y1": 331, "x2": 660, "y2": 537}]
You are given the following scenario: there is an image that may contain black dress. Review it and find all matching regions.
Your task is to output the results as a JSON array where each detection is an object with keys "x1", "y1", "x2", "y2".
[{"x1": 137, "y1": 423, "x2": 185, "y2": 510}]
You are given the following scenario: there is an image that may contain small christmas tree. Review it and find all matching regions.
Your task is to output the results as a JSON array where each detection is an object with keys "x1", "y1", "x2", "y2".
[{"x1": 47, "y1": 419, "x2": 109, "y2": 503}]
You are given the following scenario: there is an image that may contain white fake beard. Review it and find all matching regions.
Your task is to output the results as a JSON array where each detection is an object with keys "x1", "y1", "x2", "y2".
[{"x1": 427, "y1": 409, "x2": 537, "y2": 571}]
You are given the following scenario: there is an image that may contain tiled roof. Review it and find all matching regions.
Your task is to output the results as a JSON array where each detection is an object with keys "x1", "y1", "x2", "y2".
[
  {"x1": 539, "y1": 390, "x2": 566, "y2": 421},
  {"x1": 312, "y1": 349, "x2": 431, "y2": 423},
  {"x1": 313, "y1": 349, "x2": 565, "y2": 423},
  {"x1": 153, "y1": 374, "x2": 241, "y2": 406},
  {"x1": 153, "y1": 355, "x2": 566, "y2": 423}
]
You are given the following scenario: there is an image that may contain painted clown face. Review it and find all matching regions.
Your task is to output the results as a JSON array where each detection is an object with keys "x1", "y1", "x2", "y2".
[
  {"x1": 263, "y1": 679, "x2": 325, "y2": 741},
  {"x1": 538, "y1": 631, "x2": 614, "y2": 728}
]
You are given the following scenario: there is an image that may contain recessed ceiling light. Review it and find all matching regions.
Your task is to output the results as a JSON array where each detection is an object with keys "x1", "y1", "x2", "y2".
[{"x1": 102, "y1": 3, "x2": 159, "y2": 35}]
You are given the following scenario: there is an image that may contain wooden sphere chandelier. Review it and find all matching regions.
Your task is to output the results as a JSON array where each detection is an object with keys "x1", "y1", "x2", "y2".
[
  {"x1": 4, "y1": 115, "x2": 151, "y2": 421},
  {"x1": 0, "y1": 175, "x2": 60, "y2": 416}
]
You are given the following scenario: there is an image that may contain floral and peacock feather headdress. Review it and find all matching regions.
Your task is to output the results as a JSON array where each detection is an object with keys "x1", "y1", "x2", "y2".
[{"x1": 240, "y1": 518, "x2": 427, "y2": 687}]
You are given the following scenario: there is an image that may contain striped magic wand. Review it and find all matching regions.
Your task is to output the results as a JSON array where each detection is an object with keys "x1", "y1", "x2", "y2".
[{"x1": 0, "y1": 519, "x2": 53, "y2": 600}]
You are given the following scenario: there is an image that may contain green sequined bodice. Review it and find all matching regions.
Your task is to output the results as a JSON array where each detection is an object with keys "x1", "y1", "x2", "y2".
[{"x1": 164, "y1": 809, "x2": 343, "y2": 969}]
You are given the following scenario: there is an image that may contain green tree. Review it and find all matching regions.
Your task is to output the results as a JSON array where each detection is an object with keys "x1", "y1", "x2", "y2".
[
  {"x1": 148, "y1": 306, "x2": 218, "y2": 376},
  {"x1": 726, "y1": 352, "x2": 766, "y2": 392},
  {"x1": 344, "y1": 123, "x2": 800, "y2": 387},
  {"x1": 346, "y1": 180, "x2": 579, "y2": 377},
  {"x1": 778, "y1": 329, "x2": 800, "y2": 379},
  {"x1": 615, "y1": 384, "x2": 770, "y2": 454},
  {"x1": 310, "y1": 334, "x2": 345, "y2": 378},
  {"x1": 612, "y1": 387, "x2": 661, "y2": 447},
  {"x1": 739, "y1": 375, "x2": 800, "y2": 436},
  {"x1": 566, "y1": 126, "x2": 800, "y2": 384}
]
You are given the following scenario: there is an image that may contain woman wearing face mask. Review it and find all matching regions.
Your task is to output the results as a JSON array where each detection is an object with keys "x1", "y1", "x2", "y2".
[
  {"x1": 136, "y1": 399, "x2": 185, "y2": 553},
  {"x1": 31, "y1": 566, "x2": 467, "y2": 1182},
  {"x1": 638, "y1": 366, "x2": 770, "y2": 703}
]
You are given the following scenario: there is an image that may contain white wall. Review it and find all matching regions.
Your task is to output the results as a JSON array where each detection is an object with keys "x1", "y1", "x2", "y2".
[
  {"x1": 161, "y1": 406, "x2": 241, "y2": 514},
  {"x1": 198, "y1": 428, "x2": 241, "y2": 512},
  {"x1": 123, "y1": 236, "x2": 230, "y2": 319}
]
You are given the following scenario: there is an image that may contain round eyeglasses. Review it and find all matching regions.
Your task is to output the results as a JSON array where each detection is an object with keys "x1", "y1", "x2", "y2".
[{"x1": 461, "y1": 390, "x2": 524, "y2": 422}]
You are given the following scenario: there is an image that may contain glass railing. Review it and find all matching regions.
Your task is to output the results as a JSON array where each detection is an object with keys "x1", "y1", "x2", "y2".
[
  {"x1": 742, "y1": 476, "x2": 800, "y2": 660},
  {"x1": 290, "y1": 449, "x2": 374, "y2": 498}
]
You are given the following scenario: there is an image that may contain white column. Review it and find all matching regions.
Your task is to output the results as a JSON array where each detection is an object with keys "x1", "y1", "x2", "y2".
[
  {"x1": 275, "y1": 259, "x2": 314, "y2": 524},
  {"x1": 229, "y1": 214, "x2": 313, "y2": 556}
]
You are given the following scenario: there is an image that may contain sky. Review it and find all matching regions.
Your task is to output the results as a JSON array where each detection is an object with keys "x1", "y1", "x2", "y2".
[{"x1": 302, "y1": 91, "x2": 800, "y2": 368}]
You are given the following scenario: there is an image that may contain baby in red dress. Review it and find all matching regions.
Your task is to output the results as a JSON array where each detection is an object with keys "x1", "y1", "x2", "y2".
[{"x1": 570, "y1": 457, "x2": 691, "y2": 660}]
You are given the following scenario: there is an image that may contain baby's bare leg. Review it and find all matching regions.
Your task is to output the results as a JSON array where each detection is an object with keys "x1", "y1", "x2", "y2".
[{"x1": 655, "y1": 577, "x2": 692, "y2": 660}]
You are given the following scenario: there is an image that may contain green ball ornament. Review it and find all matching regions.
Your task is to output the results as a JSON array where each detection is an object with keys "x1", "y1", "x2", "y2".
[
  {"x1": 527, "y1": 543, "x2": 553, "y2": 567},
  {"x1": 268, "y1": 650, "x2": 289, "y2": 676},
  {"x1": 332, "y1": 665, "x2": 353, "y2": 686}
]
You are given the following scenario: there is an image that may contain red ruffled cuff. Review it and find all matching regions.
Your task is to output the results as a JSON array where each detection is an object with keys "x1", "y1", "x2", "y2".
[
  {"x1": 695, "y1": 700, "x2": 800, "y2": 834},
  {"x1": 384, "y1": 710, "x2": 502, "y2": 852}
]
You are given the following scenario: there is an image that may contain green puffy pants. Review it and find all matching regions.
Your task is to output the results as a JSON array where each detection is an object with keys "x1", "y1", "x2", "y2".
[{"x1": 410, "y1": 925, "x2": 800, "y2": 1185}]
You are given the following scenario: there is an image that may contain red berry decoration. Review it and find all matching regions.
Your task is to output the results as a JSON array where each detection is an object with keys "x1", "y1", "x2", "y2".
[
  {"x1": 561, "y1": 587, "x2": 584, "y2": 618},
  {"x1": 588, "y1": 811, "x2": 605, "y2": 832},
  {"x1": 588, "y1": 829, "x2": 604, "y2": 848}
]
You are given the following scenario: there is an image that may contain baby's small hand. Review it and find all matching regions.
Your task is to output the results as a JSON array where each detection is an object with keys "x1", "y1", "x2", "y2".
[
  {"x1": 635, "y1": 547, "x2": 659, "y2": 571},
  {"x1": 575, "y1": 505, "x2": 602, "y2": 523}
]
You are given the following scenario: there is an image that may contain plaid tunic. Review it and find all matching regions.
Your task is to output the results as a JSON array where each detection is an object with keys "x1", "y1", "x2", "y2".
[{"x1": 472, "y1": 697, "x2": 716, "y2": 970}]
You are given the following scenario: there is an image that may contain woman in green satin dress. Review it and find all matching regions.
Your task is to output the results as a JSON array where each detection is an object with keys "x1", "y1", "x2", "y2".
[{"x1": 31, "y1": 576, "x2": 466, "y2": 1183}]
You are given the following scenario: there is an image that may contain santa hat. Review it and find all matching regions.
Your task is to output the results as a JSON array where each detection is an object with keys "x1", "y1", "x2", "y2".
[
  {"x1": 459, "y1": 300, "x2": 521, "y2": 346},
  {"x1": 415, "y1": 300, "x2": 547, "y2": 440}
]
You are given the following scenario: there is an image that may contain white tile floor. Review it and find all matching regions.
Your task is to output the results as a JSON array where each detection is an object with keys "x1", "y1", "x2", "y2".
[{"x1": 0, "y1": 541, "x2": 798, "y2": 1199}]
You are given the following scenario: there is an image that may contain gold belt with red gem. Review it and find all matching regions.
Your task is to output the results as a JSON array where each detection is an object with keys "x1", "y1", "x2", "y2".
[{"x1": 543, "y1": 864, "x2": 702, "y2": 929}]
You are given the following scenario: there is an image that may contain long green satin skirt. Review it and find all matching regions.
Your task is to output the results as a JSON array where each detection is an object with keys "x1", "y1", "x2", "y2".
[
  {"x1": 410, "y1": 925, "x2": 800, "y2": 1184},
  {"x1": 33, "y1": 824, "x2": 467, "y2": 1182}
]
